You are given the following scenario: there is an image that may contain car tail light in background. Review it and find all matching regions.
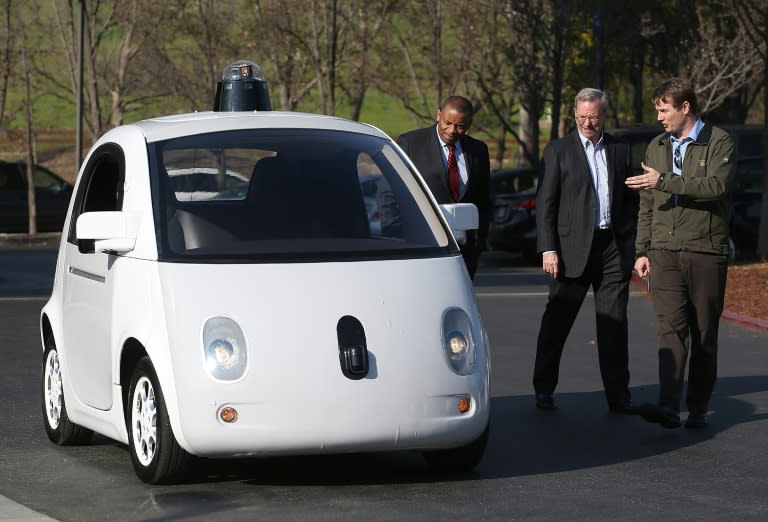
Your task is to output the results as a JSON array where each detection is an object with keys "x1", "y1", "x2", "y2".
[
  {"x1": 518, "y1": 198, "x2": 535, "y2": 210},
  {"x1": 494, "y1": 198, "x2": 536, "y2": 224}
]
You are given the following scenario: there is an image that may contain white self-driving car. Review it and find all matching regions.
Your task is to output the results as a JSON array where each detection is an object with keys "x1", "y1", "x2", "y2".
[{"x1": 40, "y1": 110, "x2": 490, "y2": 484}]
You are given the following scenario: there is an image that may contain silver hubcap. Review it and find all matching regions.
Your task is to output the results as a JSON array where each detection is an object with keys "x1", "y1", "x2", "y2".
[
  {"x1": 131, "y1": 376, "x2": 157, "y2": 466},
  {"x1": 43, "y1": 349, "x2": 63, "y2": 429}
]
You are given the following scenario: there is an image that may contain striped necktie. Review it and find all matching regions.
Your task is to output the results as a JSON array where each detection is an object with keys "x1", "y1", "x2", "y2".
[{"x1": 672, "y1": 137, "x2": 691, "y2": 205}]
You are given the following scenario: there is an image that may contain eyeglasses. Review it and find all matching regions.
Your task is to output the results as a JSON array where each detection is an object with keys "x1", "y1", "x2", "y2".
[{"x1": 575, "y1": 115, "x2": 601, "y2": 125}]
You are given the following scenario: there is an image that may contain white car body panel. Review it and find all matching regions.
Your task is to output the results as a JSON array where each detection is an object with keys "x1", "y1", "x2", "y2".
[
  {"x1": 40, "y1": 110, "x2": 490, "y2": 461},
  {"x1": 157, "y1": 256, "x2": 488, "y2": 456}
]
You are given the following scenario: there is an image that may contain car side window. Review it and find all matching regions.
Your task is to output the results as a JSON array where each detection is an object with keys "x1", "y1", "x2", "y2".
[
  {"x1": 32, "y1": 167, "x2": 67, "y2": 192},
  {"x1": 0, "y1": 163, "x2": 24, "y2": 192},
  {"x1": 67, "y1": 144, "x2": 126, "y2": 249}
]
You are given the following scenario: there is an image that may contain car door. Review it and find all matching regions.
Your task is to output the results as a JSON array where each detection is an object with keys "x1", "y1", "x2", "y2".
[
  {"x1": 0, "y1": 162, "x2": 27, "y2": 232},
  {"x1": 61, "y1": 145, "x2": 125, "y2": 411}
]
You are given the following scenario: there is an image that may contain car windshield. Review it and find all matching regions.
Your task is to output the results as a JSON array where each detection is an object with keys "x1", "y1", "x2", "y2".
[{"x1": 149, "y1": 128, "x2": 453, "y2": 262}]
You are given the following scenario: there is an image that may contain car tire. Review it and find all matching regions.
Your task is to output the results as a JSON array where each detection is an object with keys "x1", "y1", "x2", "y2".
[
  {"x1": 127, "y1": 356, "x2": 192, "y2": 484},
  {"x1": 41, "y1": 338, "x2": 93, "y2": 445},
  {"x1": 421, "y1": 421, "x2": 489, "y2": 473}
]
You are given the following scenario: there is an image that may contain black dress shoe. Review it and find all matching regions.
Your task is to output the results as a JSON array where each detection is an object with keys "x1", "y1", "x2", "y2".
[
  {"x1": 608, "y1": 399, "x2": 640, "y2": 415},
  {"x1": 535, "y1": 393, "x2": 556, "y2": 410},
  {"x1": 685, "y1": 412, "x2": 709, "y2": 429},
  {"x1": 639, "y1": 403, "x2": 681, "y2": 428}
]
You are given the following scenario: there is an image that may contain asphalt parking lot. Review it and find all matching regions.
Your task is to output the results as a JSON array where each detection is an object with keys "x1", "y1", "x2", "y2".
[{"x1": 1, "y1": 245, "x2": 767, "y2": 521}]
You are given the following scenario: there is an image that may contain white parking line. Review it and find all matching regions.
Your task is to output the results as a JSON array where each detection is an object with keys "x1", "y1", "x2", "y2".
[
  {"x1": 0, "y1": 494, "x2": 57, "y2": 521},
  {"x1": 0, "y1": 297, "x2": 47, "y2": 302}
]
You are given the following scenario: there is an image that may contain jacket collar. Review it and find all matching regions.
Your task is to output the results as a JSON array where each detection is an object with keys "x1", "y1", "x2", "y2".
[{"x1": 651, "y1": 122, "x2": 713, "y2": 148}]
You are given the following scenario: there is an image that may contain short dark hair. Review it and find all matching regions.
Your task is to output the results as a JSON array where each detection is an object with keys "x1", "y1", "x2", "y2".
[
  {"x1": 440, "y1": 96, "x2": 474, "y2": 115},
  {"x1": 652, "y1": 78, "x2": 699, "y2": 115}
]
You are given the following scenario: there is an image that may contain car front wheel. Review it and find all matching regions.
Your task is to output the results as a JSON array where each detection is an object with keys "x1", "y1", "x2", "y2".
[
  {"x1": 41, "y1": 338, "x2": 93, "y2": 445},
  {"x1": 421, "y1": 421, "x2": 489, "y2": 473},
  {"x1": 127, "y1": 356, "x2": 192, "y2": 484}
]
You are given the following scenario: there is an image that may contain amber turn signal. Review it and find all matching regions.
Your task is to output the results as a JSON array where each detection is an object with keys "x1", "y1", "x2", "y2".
[
  {"x1": 457, "y1": 397, "x2": 471, "y2": 414},
  {"x1": 219, "y1": 406, "x2": 238, "y2": 423}
]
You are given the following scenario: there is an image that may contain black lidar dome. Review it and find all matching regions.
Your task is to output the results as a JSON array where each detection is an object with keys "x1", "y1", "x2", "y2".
[{"x1": 214, "y1": 60, "x2": 272, "y2": 112}]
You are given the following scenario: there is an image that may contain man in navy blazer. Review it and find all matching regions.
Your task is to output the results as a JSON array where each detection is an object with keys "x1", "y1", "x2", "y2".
[
  {"x1": 397, "y1": 96, "x2": 491, "y2": 278},
  {"x1": 533, "y1": 88, "x2": 639, "y2": 413}
]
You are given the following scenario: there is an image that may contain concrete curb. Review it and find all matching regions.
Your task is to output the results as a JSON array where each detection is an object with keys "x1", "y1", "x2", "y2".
[
  {"x1": 721, "y1": 310, "x2": 768, "y2": 332},
  {"x1": 630, "y1": 274, "x2": 768, "y2": 333}
]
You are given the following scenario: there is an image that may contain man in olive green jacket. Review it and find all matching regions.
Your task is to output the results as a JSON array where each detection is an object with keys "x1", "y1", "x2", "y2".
[{"x1": 625, "y1": 78, "x2": 736, "y2": 430}]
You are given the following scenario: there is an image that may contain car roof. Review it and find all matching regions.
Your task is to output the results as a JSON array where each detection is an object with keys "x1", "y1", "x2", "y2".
[{"x1": 130, "y1": 111, "x2": 389, "y2": 143}]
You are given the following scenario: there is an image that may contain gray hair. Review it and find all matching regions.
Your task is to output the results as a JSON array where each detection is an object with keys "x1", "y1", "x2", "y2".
[{"x1": 574, "y1": 88, "x2": 608, "y2": 111}]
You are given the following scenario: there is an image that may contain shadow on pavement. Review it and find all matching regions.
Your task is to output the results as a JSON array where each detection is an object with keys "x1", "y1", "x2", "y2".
[
  {"x1": 97, "y1": 375, "x2": 768, "y2": 501},
  {"x1": 483, "y1": 374, "x2": 768, "y2": 478}
]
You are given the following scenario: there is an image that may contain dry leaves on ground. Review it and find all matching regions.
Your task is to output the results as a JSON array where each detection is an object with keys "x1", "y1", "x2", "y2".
[{"x1": 725, "y1": 262, "x2": 768, "y2": 323}]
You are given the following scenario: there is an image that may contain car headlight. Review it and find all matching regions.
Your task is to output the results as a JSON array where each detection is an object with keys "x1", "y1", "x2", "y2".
[
  {"x1": 202, "y1": 317, "x2": 247, "y2": 381},
  {"x1": 442, "y1": 308, "x2": 476, "y2": 375}
]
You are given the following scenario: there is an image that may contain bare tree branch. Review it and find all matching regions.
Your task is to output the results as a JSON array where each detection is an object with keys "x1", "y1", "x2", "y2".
[{"x1": 684, "y1": 2, "x2": 765, "y2": 114}]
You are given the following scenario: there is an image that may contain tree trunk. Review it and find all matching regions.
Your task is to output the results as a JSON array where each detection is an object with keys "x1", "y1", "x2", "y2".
[
  {"x1": 0, "y1": 0, "x2": 11, "y2": 127},
  {"x1": 494, "y1": 127, "x2": 506, "y2": 171},
  {"x1": 519, "y1": 106, "x2": 540, "y2": 168},
  {"x1": 21, "y1": 43, "x2": 36, "y2": 235}
]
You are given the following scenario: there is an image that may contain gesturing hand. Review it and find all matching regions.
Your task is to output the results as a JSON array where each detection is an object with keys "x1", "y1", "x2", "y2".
[{"x1": 625, "y1": 162, "x2": 661, "y2": 191}]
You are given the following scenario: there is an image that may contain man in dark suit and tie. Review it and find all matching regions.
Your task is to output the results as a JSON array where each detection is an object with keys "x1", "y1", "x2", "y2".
[
  {"x1": 533, "y1": 88, "x2": 640, "y2": 414},
  {"x1": 397, "y1": 96, "x2": 491, "y2": 279}
]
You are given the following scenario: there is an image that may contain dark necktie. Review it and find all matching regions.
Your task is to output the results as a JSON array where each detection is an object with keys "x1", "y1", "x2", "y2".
[{"x1": 446, "y1": 143, "x2": 461, "y2": 202}]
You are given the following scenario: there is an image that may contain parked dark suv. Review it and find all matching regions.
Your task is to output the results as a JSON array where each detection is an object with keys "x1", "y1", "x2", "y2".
[
  {"x1": 487, "y1": 167, "x2": 539, "y2": 262},
  {"x1": 612, "y1": 125, "x2": 765, "y2": 259},
  {"x1": 0, "y1": 160, "x2": 73, "y2": 233}
]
